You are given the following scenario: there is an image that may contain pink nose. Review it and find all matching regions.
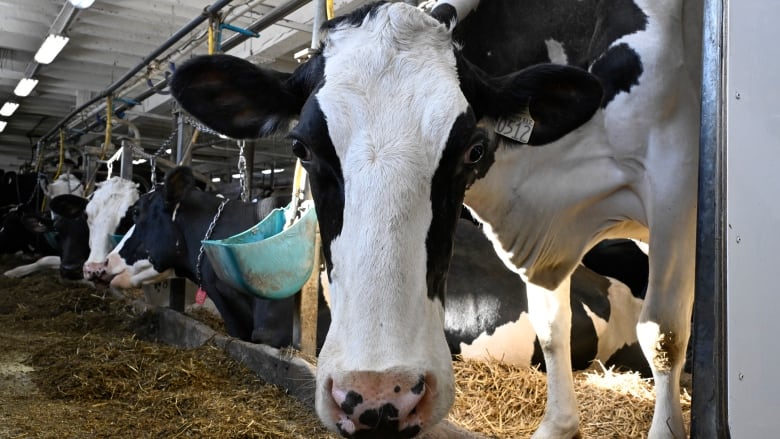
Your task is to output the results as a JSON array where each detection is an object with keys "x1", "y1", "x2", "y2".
[
  {"x1": 328, "y1": 369, "x2": 435, "y2": 438},
  {"x1": 83, "y1": 261, "x2": 107, "y2": 280}
]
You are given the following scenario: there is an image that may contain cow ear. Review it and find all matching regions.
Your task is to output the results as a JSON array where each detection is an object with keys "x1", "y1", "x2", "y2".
[
  {"x1": 458, "y1": 55, "x2": 603, "y2": 145},
  {"x1": 170, "y1": 54, "x2": 322, "y2": 139},
  {"x1": 49, "y1": 194, "x2": 88, "y2": 219},
  {"x1": 163, "y1": 167, "x2": 196, "y2": 210}
]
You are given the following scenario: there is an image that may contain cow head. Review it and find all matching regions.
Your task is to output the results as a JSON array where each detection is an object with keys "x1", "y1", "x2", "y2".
[
  {"x1": 82, "y1": 177, "x2": 139, "y2": 282},
  {"x1": 105, "y1": 169, "x2": 193, "y2": 288},
  {"x1": 48, "y1": 194, "x2": 90, "y2": 280},
  {"x1": 170, "y1": 2, "x2": 601, "y2": 436}
]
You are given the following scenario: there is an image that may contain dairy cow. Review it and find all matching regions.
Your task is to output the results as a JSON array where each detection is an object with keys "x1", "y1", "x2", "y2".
[
  {"x1": 3, "y1": 173, "x2": 89, "y2": 279},
  {"x1": 81, "y1": 177, "x2": 139, "y2": 282},
  {"x1": 170, "y1": 1, "x2": 699, "y2": 435}
]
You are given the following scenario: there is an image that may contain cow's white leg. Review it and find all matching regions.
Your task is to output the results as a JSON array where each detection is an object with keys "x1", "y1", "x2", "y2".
[
  {"x1": 3, "y1": 256, "x2": 61, "y2": 278},
  {"x1": 637, "y1": 203, "x2": 696, "y2": 439},
  {"x1": 526, "y1": 276, "x2": 579, "y2": 439}
]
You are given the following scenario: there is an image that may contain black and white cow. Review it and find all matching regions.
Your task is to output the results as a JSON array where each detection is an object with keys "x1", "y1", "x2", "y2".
[
  {"x1": 3, "y1": 173, "x2": 89, "y2": 280},
  {"x1": 105, "y1": 167, "x2": 309, "y2": 347},
  {"x1": 449, "y1": 219, "x2": 651, "y2": 376},
  {"x1": 169, "y1": 1, "x2": 699, "y2": 437},
  {"x1": 81, "y1": 177, "x2": 139, "y2": 282}
]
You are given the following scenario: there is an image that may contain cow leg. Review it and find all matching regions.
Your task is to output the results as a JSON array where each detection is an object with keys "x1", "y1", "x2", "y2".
[
  {"x1": 525, "y1": 276, "x2": 579, "y2": 439},
  {"x1": 637, "y1": 212, "x2": 695, "y2": 439},
  {"x1": 3, "y1": 255, "x2": 61, "y2": 278}
]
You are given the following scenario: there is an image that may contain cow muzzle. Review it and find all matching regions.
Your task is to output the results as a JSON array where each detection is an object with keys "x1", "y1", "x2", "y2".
[{"x1": 323, "y1": 368, "x2": 438, "y2": 438}]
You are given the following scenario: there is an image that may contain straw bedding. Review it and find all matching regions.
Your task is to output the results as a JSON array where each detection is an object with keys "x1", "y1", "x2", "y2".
[{"x1": 0, "y1": 255, "x2": 689, "y2": 438}]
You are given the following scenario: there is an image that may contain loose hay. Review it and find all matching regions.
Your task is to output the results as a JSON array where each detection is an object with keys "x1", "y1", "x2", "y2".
[
  {"x1": 449, "y1": 358, "x2": 691, "y2": 438},
  {"x1": 0, "y1": 257, "x2": 338, "y2": 439},
  {"x1": 1, "y1": 256, "x2": 691, "y2": 438}
]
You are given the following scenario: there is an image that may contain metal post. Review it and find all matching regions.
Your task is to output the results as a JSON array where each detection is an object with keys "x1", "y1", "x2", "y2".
[
  {"x1": 245, "y1": 140, "x2": 255, "y2": 200},
  {"x1": 169, "y1": 278, "x2": 186, "y2": 312},
  {"x1": 176, "y1": 112, "x2": 187, "y2": 165},
  {"x1": 120, "y1": 139, "x2": 133, "y2": 180}
]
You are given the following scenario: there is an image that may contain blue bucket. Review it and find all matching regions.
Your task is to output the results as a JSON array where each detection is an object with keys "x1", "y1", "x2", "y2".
[
  {"x1": 202, "y1": 203, "x2": 318, "y2": 300},
  {"x1": 109, "y1": 233, "x2": 125, "y2": 247}
]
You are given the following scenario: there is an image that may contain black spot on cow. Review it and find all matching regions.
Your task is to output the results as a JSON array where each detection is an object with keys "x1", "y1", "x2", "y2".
[
  {"x1": 591, "y1": 43, "x2": 643, "y2": 107},
  {"x1": 340, "y1": 391, "x2": 363, "y2": 415},
  {"x1": 410, "y1": 376, "x2": 425, "y2": 395}
]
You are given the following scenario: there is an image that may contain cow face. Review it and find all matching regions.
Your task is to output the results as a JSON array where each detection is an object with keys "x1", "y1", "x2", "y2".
[
  {"x1": 83, "y1": 177, "x2": 139, "y2": 281},
  {"x1": 48, "y1": 194, "x2": 90, "y2": 280},
  {"x1": 105, "y1": 170, "x2": 193, "y2": 288},
  {"x1": 170, "y1": 3, "x2": 601, "y2": 436}
]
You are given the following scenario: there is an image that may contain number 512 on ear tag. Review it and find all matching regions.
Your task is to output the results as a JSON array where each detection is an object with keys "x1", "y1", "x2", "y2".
[{"x1": 495, "y1": 111, "x2": 534, "y2": 144}]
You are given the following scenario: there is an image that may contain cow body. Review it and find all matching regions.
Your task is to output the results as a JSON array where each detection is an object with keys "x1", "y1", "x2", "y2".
[
  {"x1": 2, "y1": 173, "x2": 90, "y2": 280},
  {"x1": 449, "y1": 219, "x2": 650, "y2": 376},
  {"x1": 169, "y1": 1, "x2": 699, "y2": 438}
]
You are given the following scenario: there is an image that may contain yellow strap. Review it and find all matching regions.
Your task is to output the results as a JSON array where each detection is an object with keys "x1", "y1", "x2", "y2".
[
  {"x1": 326, "y1": 0, "x2": 334, "y2": 19},
  {"x1": 208, "y1": 20, "x2": 216, "y2": 55}
]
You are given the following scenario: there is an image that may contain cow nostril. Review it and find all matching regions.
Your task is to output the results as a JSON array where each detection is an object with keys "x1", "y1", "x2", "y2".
[{"x1": 329, "y1": 371, "x2": 432, "y2": 438}]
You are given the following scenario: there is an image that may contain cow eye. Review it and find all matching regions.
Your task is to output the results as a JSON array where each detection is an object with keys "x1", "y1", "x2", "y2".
[
  {"x1": 464, "y1": 142, "x2": 485, "y2": 165},
  {"x1": 291, "y1": 139, "x2": 312, "y2": 162}
]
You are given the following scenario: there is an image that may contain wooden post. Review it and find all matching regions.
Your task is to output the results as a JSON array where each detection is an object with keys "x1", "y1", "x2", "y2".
[{"x1": 294, "y1": 228, "x2": 321, "y2": 356}]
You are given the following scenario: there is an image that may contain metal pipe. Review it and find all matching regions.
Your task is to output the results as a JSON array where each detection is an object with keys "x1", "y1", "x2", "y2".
[
  {"x1": 56, "y1": 0, "x2": 312, "y2": 149},
  {"x1": 120, "y1": 140, "x2": 134, "y2": 180},
  {"x1": 692, "y1": 0, "x2": 728, "y2": 437},
  {"x1": 37, "y1": 0, "x2": 235, "y2": 147}
]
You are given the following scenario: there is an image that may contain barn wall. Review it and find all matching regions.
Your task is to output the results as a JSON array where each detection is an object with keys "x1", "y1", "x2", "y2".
[{"x1": 725, "y1": 0, "x2": 780, "y2": 435}]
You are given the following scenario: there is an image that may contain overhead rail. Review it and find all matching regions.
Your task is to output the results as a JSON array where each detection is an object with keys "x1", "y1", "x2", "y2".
[
  {"x1": 37, "y1": 0, "x2": 314, "y2": 151},
  {"x1": 36, "y1": 0, "x2": 235, "y2": 149}
]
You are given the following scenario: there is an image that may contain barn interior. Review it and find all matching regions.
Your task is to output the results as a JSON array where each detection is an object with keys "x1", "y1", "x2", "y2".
[{"x1": 1, "y1": 0, "x2": 373, "y2": 196}]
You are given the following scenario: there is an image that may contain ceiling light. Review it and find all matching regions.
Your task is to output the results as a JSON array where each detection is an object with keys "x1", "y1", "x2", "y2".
[
  {"x1": 34, "y1": 34, "x2": 70, "y2": 64},
  {"x1": 165, "y1": 148, "x2": 172, "y2": 154},
  {"x1": 14, "y1": 78, "x2": 39, "y2": 97},
  {"x1": 0, "y1": 102, "x2": 20, "y2": 117},
  {"x1": 261, "y1": 168, "x2": 285, "y2": 175},
  {"x1": 68, "y1": 0, "x2": 96, "y2": 8},
  {"x1": 211, "y1": 177, "x2": 221, "y2": 183},
  {"x1": 132, "y1": 159, "x2": 147, "y2": 165},
  {"x1": 0, "y1": 121, "x2": 7, "y2": 133},
  {"x1": 231, "y1": 174, "x2": 241, "y2": 179}
]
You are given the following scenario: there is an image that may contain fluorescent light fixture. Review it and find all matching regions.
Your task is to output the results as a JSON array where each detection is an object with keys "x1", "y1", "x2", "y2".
[
  {"x1": 231, "y1": 174, "x2": 241, "y2": 179},
  {"x1": 0, "y1": 102, "x2": 20, "y2": 117},
  {"x1": 132, "y1": 159, "x2": 147, "y2": 165},
  {"x1": 34, "y1": 34, "x2": 70, "y2": 64},
  {"x1": 261, "y1": 168, "x2": 285, "y2": 175},
  {"x1": 14, "y1": 78, "x2": 39, "y2": 97},
  {"x1": 211, "y1": 177, "x2": 221, "y2": 183},
  {"x1": 68, "y1": 0, "x2": 96, "y2": 8},
  {"x1": 0, "y1": 121, "x2": 7, "y2": 133}
]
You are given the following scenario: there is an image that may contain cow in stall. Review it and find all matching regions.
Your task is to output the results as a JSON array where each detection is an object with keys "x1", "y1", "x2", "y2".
[
  {"x1": 168, "y1": 1, "x2": 700, "y2": 437},
  {"x1": 106, "y1": 166, "x2": 652, "y2": 377},
  {"x1": 3, "y1": 173, "x2": 89, "y2": 279},
  {"x1": 80, "y1": 177, "x2": 140, "y2": 283}
]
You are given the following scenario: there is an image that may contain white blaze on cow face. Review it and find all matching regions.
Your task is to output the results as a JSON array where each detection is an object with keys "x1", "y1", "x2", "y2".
[
  {"x1": 83, "y1": 177, "x2": 139, "y2": 280},
  {"x1": 312, "y1": 4, "x2": 468, "y2": 434}
]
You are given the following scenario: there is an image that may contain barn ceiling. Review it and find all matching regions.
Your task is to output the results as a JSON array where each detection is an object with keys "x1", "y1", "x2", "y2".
[{"x1": 0, "y1": 0, "x2": 371, "y2": 192}]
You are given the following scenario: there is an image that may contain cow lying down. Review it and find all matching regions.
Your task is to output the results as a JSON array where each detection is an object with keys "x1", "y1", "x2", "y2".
[{"x1": 104, "y1": 167, "x2": 650, "y2": 375}]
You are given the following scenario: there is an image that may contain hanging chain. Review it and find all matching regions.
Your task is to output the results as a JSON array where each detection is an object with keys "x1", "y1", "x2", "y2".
[
  {"x1": 237, "y1": 140, "x2": 248, "y2": 202},
  {"x1": 183, "y1": 114, "x2": 226, "y2": 137},
  {"x1": 195, "y1": 198, "x2": 230, "y2": 287}
]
